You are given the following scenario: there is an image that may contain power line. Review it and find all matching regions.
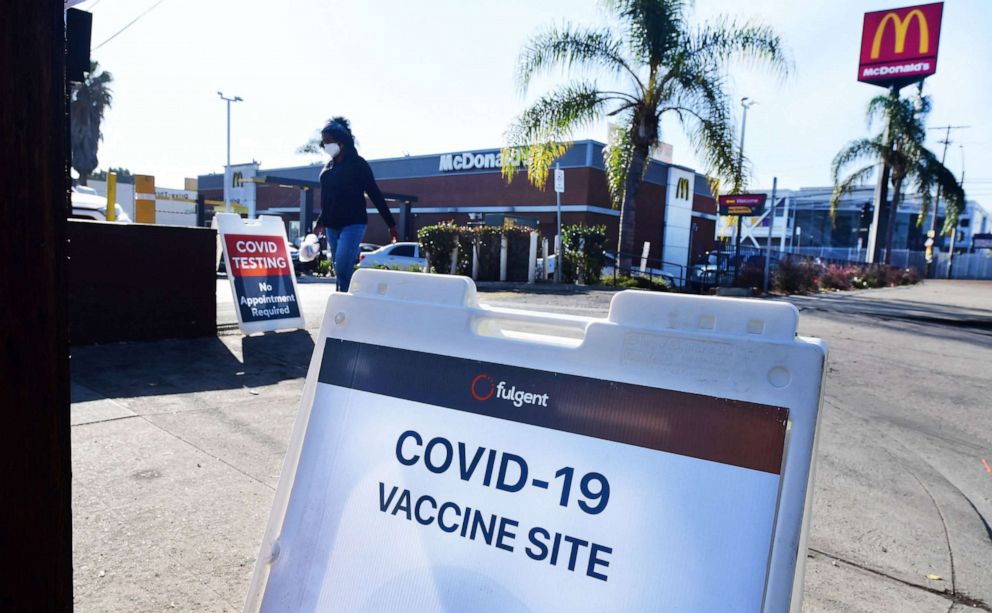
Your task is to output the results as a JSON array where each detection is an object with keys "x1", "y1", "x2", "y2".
[{"x1": 91, "y1": 0, "x2": 168, "y2": 51}]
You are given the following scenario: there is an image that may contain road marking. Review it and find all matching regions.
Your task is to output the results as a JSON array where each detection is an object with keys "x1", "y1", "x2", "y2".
[{"x1": 982, "y1": 458, "x2": 992, "y2": 475}]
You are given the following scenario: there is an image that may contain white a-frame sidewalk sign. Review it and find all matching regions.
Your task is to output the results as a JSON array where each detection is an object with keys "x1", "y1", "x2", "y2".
[
  {"x1": 245, "y1": 270, "x2": 827, "y2": 613},
  {"x1": 215, "y1": 213, "x2": 304, "y2": 334}
]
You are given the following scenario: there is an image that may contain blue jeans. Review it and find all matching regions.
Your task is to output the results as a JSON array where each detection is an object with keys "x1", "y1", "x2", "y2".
[{"x1": 327, "y1": 224, "x2": 366, "y2": 292}]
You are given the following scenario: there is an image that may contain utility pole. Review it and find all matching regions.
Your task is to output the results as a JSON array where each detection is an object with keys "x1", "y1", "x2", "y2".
[
  {"x1": 946, "y1": 144, "x2": 965, "y2": 279},
  {"x1": 927, "y1": 124, "x2": 968, "y2": 276},
  {"x1": 734, "y1": 97, "x2": 757, "y2": 281},
  {"x1": 217, "y1": 92, "x2": 243, "y2": 213},
  {"x1": 554, "y1": 162, "x2": 563, "y2": 283}
]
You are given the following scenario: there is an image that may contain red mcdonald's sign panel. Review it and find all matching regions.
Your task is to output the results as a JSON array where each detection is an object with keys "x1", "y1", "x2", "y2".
[{"x1": 859, "y1": 2, "x2": 943, "y2": 87}]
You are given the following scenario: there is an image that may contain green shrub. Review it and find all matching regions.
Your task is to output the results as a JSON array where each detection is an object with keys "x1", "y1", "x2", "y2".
[
  {"x1": 469, "y1": 226, "x2": 502, "y2": 281},
  {"x1": 504, "y1": 225, "x2": 533, "y2": 282},
  {"x1": 417, "y1": 222, "x2": 460, "y2": 274},
  {"x1": 607, "y1": 274, "x2": 670, "y2": 292},
  {"x1": 455, "y1": 231, "x2": 474, "y2": 276},
  {"x1": 369, "y1": 263, "x2": 423, "y2": 272},
  {"x1": 773, "y1": 257, "x2": 819, "y2": 294},
  {"x1": 562, "y1": 224, "x2": 608, "y2": 285},
  {"x1": 735, "y1": 264, "x2": 765, "y2": 290},
  {"x1": 860, "y1": 265, "x2": 888, "y2": 288},
  {"x1": 899, "y1": 267, "x2": 921, "y2": 285},
  {"x1": 318, "y1": 258, "x2": 332, "y2": 277},
  {"x1": 819, "y1": 264, "x2": 855, "y2": 291}
]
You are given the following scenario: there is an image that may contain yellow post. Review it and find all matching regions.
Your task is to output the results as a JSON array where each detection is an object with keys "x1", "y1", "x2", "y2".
[
  {"x1": 105, "y1": 172, "x2": 117, "y2": 222},
  {"x1": 135, "y1": 175, "x2": 156, "y2": 224}
]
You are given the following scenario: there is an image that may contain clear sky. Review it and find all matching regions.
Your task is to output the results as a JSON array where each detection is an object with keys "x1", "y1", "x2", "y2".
[{"x1": 79, "y1": 0, "x2": 991, "y2": 205}]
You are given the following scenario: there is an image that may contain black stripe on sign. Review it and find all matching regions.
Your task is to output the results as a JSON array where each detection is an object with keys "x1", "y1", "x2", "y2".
[{"x1": 317, "y1": 339, "x2": 788, "y2": 474}]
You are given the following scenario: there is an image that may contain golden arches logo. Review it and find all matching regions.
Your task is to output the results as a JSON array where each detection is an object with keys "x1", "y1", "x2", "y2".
[
  {"x1": 871, "y1": 9, "x2": 929, "y2": 59},
  {"x1": 676, "y1": 177, "x2": 691, "y2": 200}
]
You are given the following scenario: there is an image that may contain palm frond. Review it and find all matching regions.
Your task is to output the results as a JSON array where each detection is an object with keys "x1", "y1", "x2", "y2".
[
  {"x1": 831, "y1": 138, "x2": 885, "y2": 184},
  {"x1": 603, "y1": 119, "x2": 634, "y2": 208},
  {"x1": 829, "y1": 164, "x2": 876, "y2": 218},
  {"x1": 517, "y1": 25, "x2": 642, "y2": 94},
  {"x1": 603, "y1": 0, "x2": 688, "y2": 65},
  {"x1": 664, "y1": 65, "x2": 745, "y2": 193},
  {"x1": 70, "y1": 61, "x2": 114, "y2": 179},
  {"x1": 501, "y1": 81, "x2": 607, "y2": 189},
  {"x1": 689, "y1": 17, "x2": 792, "y2": 79},
  {"x1": 910, "y1": 150, "x2": 966, "y2": 231}
]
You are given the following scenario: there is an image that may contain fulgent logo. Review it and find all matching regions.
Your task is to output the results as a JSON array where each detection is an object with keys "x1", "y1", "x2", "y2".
[
  {"x1": 675, "y1": 177, "x2": 691, "y2": 200},
  {"x1": 470, "y1": 374, "x2": 549, "y2": 408},
  {"x1": 871, "y1": 9, "x2": 929, "y2": 59}
]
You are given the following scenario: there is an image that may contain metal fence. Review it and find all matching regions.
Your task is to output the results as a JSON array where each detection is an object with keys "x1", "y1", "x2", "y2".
[
  {"x1": 736, "y1": 245, "x2": 992, "y2": 280},
  {"x1": 933, "y1": 252, "x2": 992, "y2": 279}
]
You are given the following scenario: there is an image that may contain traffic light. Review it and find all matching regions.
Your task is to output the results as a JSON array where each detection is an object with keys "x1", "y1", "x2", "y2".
[{"x1": 859, "y1": 203, "x2": 873, "y2": 229}]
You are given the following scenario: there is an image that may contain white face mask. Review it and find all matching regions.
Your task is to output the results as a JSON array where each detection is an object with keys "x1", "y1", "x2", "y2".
[{"x1": 323, "y1": 142, "x2": 341, "y2": 158}]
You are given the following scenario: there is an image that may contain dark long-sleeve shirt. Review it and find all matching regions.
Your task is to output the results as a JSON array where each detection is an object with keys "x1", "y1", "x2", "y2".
[{"x1": 317, "y1": 152, "x2": 396, "y2": 230}]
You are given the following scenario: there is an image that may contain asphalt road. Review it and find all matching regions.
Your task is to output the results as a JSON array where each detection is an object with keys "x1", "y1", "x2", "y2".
[{"x1": 70, "y1": 279, "x2": 992, "y2": 612}]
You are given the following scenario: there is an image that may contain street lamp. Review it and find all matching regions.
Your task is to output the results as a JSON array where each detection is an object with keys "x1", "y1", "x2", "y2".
[
  {"x1": 218, "y1": 92, "x2": 243, "y2": 213},
  {"x1": 734, "y1": 97, "x2": 757, "y2": 279},
  {"x1": 737, "y1": 97, "x2": 758, "y2": 174}
]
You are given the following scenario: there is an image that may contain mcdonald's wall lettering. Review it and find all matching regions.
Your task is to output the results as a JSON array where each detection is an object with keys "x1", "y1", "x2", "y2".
[
  {"x1": 858, "y1": 2, "x2": 943, "y2": 87},
  {"x1": 675, "y1": 177, "x2": 691, "y2": 200}
]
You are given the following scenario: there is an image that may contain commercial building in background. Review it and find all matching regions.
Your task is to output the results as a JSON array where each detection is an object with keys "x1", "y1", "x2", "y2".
[
  {"x1": 727, "y1": 184, "x2": 990, "y2": 264},
  {"x1": 83, "y1": 176, "x2": 200, "y2": 226},
  {"x1": 197, "y1": 141, "x2": 719, "y2": 279}
]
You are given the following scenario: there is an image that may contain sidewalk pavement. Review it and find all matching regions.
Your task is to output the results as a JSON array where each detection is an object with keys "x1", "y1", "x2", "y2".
[{"x1": 71, "y1": 280, "x2": 992, "y2": 611}]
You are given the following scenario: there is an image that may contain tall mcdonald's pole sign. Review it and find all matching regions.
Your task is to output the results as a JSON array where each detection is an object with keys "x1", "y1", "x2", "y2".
[{"x1": 858, "y1": 2, "x2": 943, "y2": 88}]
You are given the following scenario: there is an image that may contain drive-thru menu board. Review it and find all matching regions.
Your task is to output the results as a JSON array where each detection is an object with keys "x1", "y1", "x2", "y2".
[
  {"x1": 245, "y1": 271, "x2": 827, "y2": 612},
  {"x1": 216, "y1": 213, "x2": 303, "y2": 334}
]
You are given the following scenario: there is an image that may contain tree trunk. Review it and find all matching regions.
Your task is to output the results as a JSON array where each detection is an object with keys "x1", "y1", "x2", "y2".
[
  {"x1": 617, "y1": 144, "x2": 649, "y2": 269},
  {"x1": 78, "y1": 172, "x2": 88, "y2": 186},
  {"x1": 883, "y1": 175, "x2": 903, "y2": 265}
]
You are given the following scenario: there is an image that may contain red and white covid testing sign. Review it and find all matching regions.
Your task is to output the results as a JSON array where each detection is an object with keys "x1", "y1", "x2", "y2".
[
  {"x1": 216, "y1": 214, "x2": 304, "y2": 334},
  {"x1": 245, "y1": 271, "x2": 827, "y2": 613}
]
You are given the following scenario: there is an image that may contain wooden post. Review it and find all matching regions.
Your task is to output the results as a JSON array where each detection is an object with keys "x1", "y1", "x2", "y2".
[{"x1": 0, "y1": 0, "x2": 72, "y2": 609}]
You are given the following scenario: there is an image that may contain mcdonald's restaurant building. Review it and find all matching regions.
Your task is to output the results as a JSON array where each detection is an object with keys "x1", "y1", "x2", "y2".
[{"x1": 197, "y1": 140, "x2": 719, "y2": 273}]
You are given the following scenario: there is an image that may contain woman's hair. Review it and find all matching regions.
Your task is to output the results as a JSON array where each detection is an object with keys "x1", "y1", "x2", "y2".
[{"x1": 321, "y1": 116, "x2": 356, "y2": 152}]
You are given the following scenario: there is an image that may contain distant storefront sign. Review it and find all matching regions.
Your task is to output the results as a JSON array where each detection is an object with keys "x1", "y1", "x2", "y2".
[
  {"x1": 719, "y1": 194, "x2": 767, "y2": 216},
  {"x1": 858, "y1": 2, "x2": 943, "y2": 87},
  {"x1": 439, "y1": 150, "x2": 526, "y2": 172}
]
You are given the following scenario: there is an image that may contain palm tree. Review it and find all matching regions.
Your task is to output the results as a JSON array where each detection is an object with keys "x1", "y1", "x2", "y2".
[
  {"x1": 831, "y1": 87, "x2": 964, "y2": 263},
  {"x1": 70, "y1": 61, "x2": 113, "y2": 185},
  {"x1": 501, "y1": 0, "x2": 790, "y2": 265}
]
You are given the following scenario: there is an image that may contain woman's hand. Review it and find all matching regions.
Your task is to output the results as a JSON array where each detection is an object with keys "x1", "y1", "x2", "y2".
[{"x1": 388, "y1": 227, "x2": 400, "y2": 243}]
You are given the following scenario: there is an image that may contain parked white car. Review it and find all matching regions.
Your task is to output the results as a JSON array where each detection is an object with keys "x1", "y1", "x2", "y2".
[
  {"x1": 357, "y1": 242, "x2": 427, "y2": 271},
  {"x1": 71, "y1": 186, "x2": 132, "y2": 223}
]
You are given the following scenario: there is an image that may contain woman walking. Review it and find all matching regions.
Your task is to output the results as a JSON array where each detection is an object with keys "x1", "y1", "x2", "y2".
[{"x1": 314, "y1": 117, "x2": 399, "y2": 292}]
